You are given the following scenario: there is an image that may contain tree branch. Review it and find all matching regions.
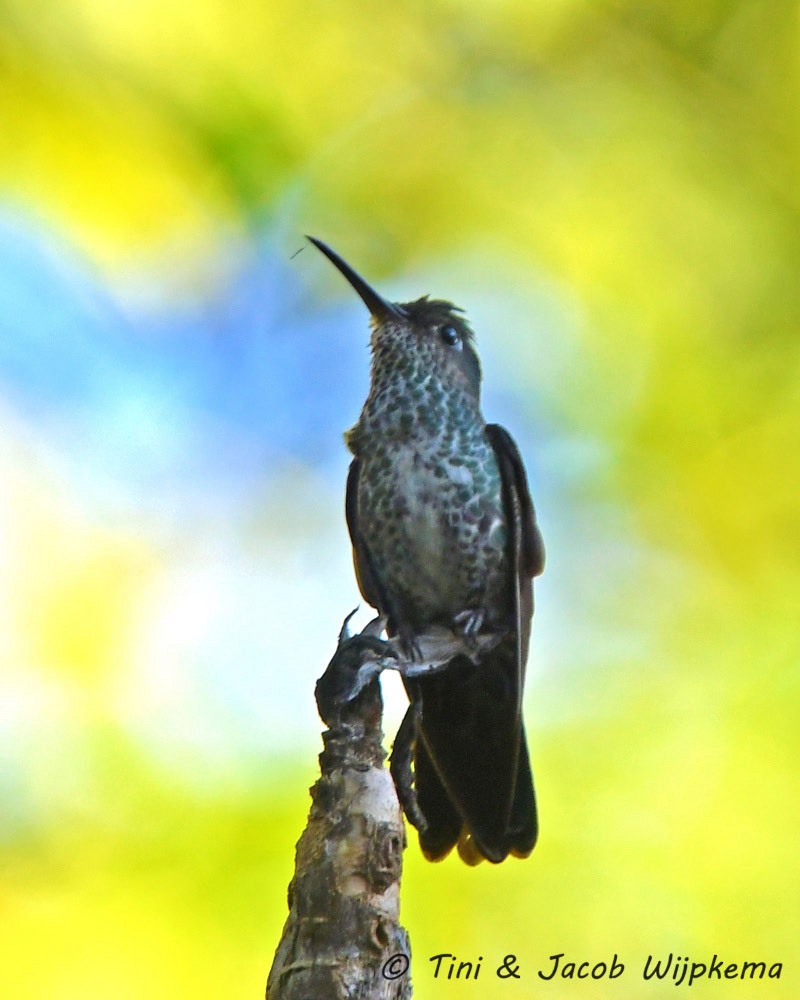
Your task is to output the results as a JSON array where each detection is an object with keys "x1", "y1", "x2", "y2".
[{"x1": 267, "y1": 626, "x2": 413, "y2": 999}]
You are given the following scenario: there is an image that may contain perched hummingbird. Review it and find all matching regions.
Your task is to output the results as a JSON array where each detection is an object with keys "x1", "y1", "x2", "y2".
[{"x1": 309, "y1": 237, "x2": 545, "y2": 864}]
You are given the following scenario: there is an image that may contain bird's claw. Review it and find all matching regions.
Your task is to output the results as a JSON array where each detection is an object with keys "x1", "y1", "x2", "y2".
[
  {"x1": 397, "y1": 628, "x2": 424, "y2": 663},
  {"x1": 453, "y1": 608, "x2": 485, "y2": 649}
]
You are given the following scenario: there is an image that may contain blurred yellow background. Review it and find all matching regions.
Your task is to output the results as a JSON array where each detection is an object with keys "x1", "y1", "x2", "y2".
[{"x1": 1, "y1": 1, "x2": 798, "y2": 997}]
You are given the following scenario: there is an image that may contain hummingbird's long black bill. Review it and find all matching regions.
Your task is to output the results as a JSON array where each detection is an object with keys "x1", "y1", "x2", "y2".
[{"x1": 306, "y1": 236, "x2": 406, "y2": 321}]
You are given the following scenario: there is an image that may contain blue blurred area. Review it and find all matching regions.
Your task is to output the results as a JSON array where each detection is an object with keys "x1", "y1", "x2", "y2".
[{"x1": 0, "y1": 213, "x2": 369, "y2": 508}]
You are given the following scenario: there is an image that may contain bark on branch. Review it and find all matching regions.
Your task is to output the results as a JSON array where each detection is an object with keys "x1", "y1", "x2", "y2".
[{"x1": 266, "y1": 626, "x2": 413, "y2": 999}]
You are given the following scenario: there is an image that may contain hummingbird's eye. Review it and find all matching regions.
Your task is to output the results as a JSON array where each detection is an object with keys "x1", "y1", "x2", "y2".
[{"x1": 440, "y1": 324, "x2": 461, "y2": 348}]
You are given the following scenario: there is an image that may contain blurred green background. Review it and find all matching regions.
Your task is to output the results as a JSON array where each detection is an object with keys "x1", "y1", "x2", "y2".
[{"x1": 1, "y1": 1, "x2": 798, "y2": 997}]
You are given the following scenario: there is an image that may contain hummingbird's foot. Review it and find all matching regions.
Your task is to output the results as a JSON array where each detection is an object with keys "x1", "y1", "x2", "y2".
[
  {"x1": 453, "y1": 608, "x2": 485, "y2": 645},
  {"x1": 396, "y1": 626, "x2": 424, "y2": 663}
]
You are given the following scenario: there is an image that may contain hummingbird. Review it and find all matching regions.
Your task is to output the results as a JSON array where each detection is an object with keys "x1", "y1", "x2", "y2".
[{"x1": 308, "y1": 237, "x2": 545, "y2": 864}]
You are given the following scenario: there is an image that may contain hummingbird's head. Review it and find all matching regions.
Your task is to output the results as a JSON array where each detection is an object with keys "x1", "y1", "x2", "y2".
[{"x1": 307, "y1": 237, "x2": 482, "y2": 401}]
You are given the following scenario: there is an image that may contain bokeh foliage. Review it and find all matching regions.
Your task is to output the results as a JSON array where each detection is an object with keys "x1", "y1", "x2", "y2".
[{"x1": 1, "y1": 1, "x2": 798, "y2": 997}]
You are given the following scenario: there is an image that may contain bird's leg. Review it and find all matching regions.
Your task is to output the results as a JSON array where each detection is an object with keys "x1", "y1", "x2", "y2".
[{"x1": 389, "y1": 693, "x2": 427, "y2": 832}]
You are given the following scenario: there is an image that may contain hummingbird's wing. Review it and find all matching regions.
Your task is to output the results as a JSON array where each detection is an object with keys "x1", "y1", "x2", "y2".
[
  {"x1": 345, "y1": 457, "x2": 388, "y2": 613},
  {"x1": 485, "y1": 422, "x2": 544, "y2": 859},
  {"x1": 414, "y1": 423, "x2": 544, "y2": 863},
  {"x1": 486, "y1": 423, "x2": 546, "y2": 581},
  {"x1": 485, "y1": 422, "x2": 545, "y2": 690}
]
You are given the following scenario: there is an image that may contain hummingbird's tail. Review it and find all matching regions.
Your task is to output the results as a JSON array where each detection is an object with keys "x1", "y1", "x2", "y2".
[{"x1": 408, "y1": 646, "x2": 538, "y2": 864}]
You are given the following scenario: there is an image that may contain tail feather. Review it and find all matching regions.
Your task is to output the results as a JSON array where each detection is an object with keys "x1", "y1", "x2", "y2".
[
  {"x1": 415, "y1": 739, "x2": 462, "y2": 861},
  {"x1": 408, "y1": 644, "x2": 537, "y2": 864}
]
